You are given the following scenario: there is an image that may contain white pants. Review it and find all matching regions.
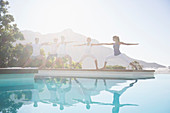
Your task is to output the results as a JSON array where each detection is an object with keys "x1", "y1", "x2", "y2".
[
  {"x1": 78, "y1": 53, "x2": 97, "y2": 63},
  {"x1": 105, "y1": 53, "x2": 131, "y2": 64}
]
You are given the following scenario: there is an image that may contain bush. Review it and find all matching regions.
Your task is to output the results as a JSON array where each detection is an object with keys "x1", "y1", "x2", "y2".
[{"x1": 106, "y1": 65, "x2": 126, "y2": 70}]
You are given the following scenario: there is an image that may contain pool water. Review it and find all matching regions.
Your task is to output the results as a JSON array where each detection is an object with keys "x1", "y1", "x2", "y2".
[{"x1": 0, "y1": 74, "x2": 170, "y2": 113}]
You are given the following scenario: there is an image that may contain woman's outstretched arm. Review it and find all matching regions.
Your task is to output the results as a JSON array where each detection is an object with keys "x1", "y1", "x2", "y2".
[
  {"x1": 74, "y1": 43, "x2": 86, "y2": 46},
  {"x1": 65, "y1": 41, "x2": 77, "y2": 44},
  {"x1": 120, "y1": 42, "x2": 139, "y2": 45},
  {"x1": 41, "y1": 42, "x2": 53, "y2": 46},
  {"x1": 92, "y1": 43, "x2": 114, "y2": 46}
]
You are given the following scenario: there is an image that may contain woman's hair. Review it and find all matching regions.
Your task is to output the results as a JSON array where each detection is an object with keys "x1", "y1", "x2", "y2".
[{"x1": 113, "y1": 36, "x2": 120, "y2": 42}]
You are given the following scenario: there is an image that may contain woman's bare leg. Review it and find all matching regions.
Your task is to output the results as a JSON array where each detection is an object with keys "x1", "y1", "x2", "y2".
[
  {"x1": 95, "y1": 60, "x2": 98, "y2": 70},
  {"x1": 101, "y1": 54, "x2": 115, "y2": 70},
  {"x1": 101, "y1": 61, "x2": 107, "y2": 70}
]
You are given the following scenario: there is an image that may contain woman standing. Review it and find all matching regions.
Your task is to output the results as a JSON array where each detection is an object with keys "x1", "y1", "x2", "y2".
[
  {"x1": 74, "y1": 37, "x2": 102, "y2": 69},
  {"x1": 101, "y1": 36, "x2": 139, "y2": 70}
]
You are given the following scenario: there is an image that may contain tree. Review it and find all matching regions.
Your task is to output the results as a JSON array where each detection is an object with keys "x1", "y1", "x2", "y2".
[
  {"x1": 0, "y1": 91, "x2": 23, "y2": 113},
  {"x1": 0, "y1": 0, "x2": 24, "y2": 67}
]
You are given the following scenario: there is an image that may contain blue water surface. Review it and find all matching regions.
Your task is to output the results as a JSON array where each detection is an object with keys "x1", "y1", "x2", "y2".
[{"x1": 0, "y1": 74, "x2": 170, "y2": 113}]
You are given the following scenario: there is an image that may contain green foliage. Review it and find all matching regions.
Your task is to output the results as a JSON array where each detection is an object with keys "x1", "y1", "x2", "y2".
[
  {"x1": 46, "y1": 57, "x2": 63, "y2": 68},
  {"x1": 0, "y1": 91, "x2": 32, "y2": 113},
  {"x1": 6, "y1": 42, "x2": 48, "y2": 67},
  {"x1": 8, "y1": 43, "x2": 25, "y2": 67},
  {"x1": 72, "y1": 61, "x2": 82, "y2": 69},
  {"x1": 0, "y1": 0, "x2": 24, "y2": 67},
  {"x1": 46, "y1": 57, "x2": 82, "y2": 69},
  {"x1": 106, "y1": 65, "x2": 126, "y2": 70},
  {"x1": 45, "y1": 77, "x2": 69, "y2": 85}
]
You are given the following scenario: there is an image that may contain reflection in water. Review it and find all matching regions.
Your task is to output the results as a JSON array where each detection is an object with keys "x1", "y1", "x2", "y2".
[
  {"x1": 45, "y1": 78, "x2": 58, "y2": 106},
  {"x1": 104, "y1": 80, "x2": 138, "y2": 113},
  {"x1": 74, "y1": 78, "x2": 98, "y2": 109},
  {"x1": 55, "y1": 78, "x2": 72, "y2": 110},
  {"x1": 0, "y1": 76, "x2": 139, "y2": 113},
  {"x1": 31, "y1": 79, "x2": 49, "y2": 107}
]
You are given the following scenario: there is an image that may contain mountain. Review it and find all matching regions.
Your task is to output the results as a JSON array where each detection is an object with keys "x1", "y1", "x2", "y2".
[{"x1": 20, "y1": 29, "x2": 165, "y2": 69}]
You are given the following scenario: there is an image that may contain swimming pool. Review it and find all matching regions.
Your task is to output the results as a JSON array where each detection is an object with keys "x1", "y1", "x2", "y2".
[{"x1": 0, "y1": 74, "x2": 169, "y2": 113}]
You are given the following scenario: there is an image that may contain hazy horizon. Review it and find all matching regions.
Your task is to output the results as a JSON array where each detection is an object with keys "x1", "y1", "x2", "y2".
[{"x1": 8, "y1": 0, "x2": 170, "y2": 66}]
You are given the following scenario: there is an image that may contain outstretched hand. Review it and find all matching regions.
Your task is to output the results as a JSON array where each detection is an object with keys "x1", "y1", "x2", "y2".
[{"x1": 121, "y1": 42, "x2": 139, "y2": 45}]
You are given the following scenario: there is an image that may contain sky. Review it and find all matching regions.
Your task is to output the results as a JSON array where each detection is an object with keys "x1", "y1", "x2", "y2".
[{"x1": 8, "y1": 0, "x2": 170, "y2": 66}]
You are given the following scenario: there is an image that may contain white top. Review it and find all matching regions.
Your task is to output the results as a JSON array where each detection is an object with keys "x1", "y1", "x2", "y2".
[
  {"x1": 58, "y1": 43, "x2": 67, "y2": 55},
  {"x1": 84, "y1": 43, "x2": 92, "y2": 54},
  {"x1": 50, "y1": 43, "x2": 58, "y2": 54},
  {"x1": 31, "y1": 44, "x2": 41, "y2": 56}
]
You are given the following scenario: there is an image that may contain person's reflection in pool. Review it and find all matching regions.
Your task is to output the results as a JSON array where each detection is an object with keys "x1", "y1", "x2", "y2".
[
  {"x1": 31, "y1": 79, "x2": 42, "y2": 107},
  {"x1": 74, "y1": 78, "x2": 98, "y2": 110},
  {"x1": 31, "y1": 89, "x2": 39, "y2": 107},
  {"x1": 45, "y1": 77, "x2": 58, "y2": 107},
  {"x1": 32, "y1": 79, "x2": 47, "y2": 107},
  {"x1": 56, "y1": 78, "x2": 72, "y2": 110},
  {"x1": 104, "y1": 80, "x2": 138, "y2": 113}
]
